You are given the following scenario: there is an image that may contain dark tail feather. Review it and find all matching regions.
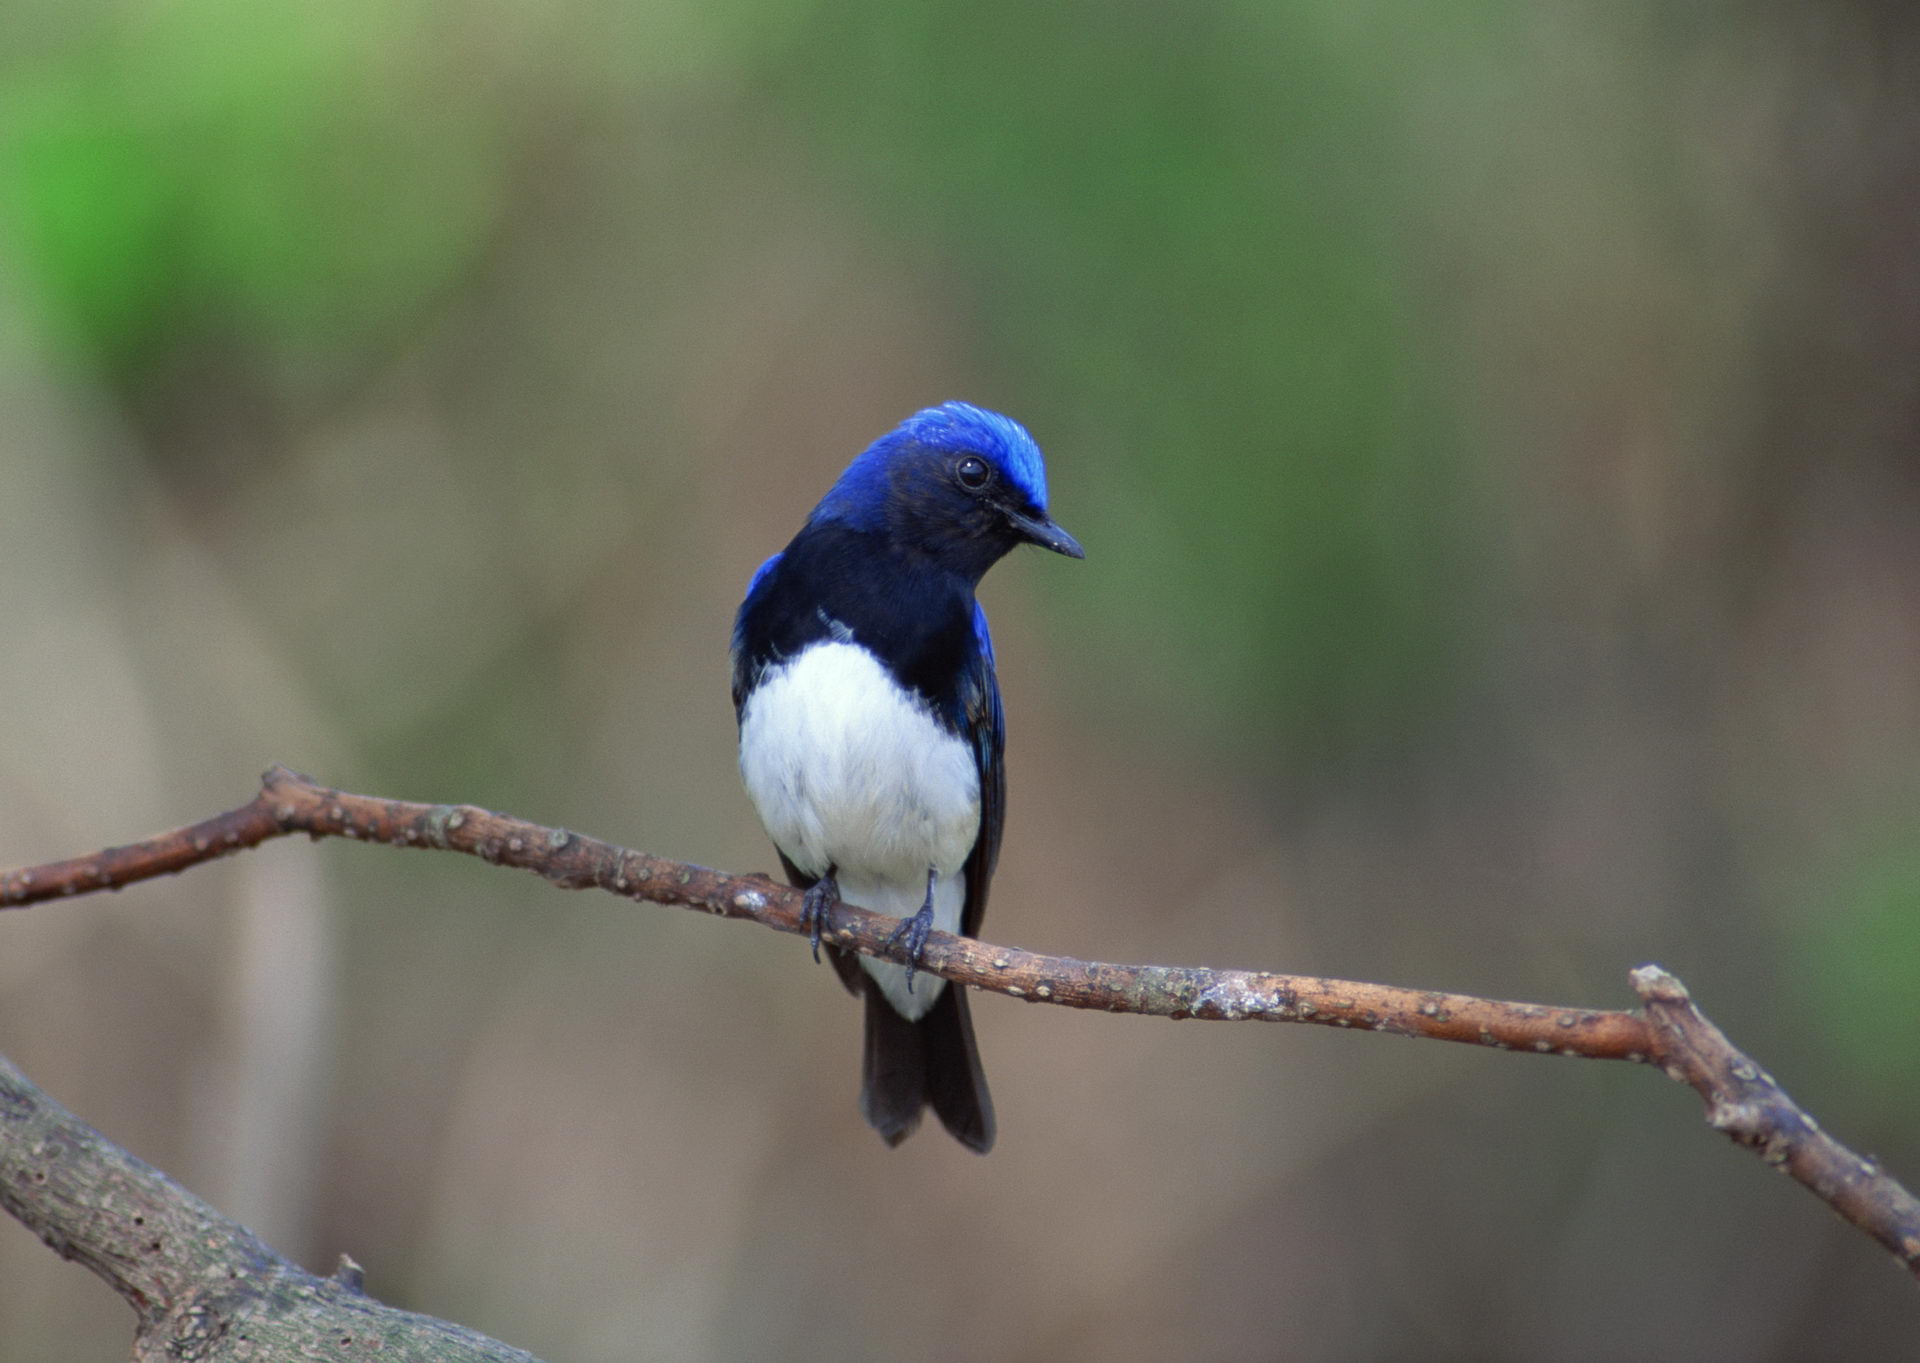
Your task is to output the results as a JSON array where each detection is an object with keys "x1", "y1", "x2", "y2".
[
  {"x1": 857, "y1": 979, "x2": 996, "y2": 1154},
  {"x1": 859, "y1": 982, "x2": 926, "y2": 1146},
  {"x1": 924, "y1": 985, "x2": 995, "y2": 1154}
]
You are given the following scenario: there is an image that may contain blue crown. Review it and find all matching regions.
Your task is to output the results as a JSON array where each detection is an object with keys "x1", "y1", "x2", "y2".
[
  {"x1": 815, "y1": 402, "x2": 1051, "y2": 529},
  {"x1": 888, "y1": 401, "x2": 1049, "y2": 509}
]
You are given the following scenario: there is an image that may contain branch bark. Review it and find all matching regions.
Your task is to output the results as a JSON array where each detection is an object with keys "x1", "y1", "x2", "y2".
[
  {"x1": 1, "y1": 762, "x2": 1915, "y2": 1351},
  {"x1": 0, "y1": 1051, "x2": 542, "y2": 1361}
]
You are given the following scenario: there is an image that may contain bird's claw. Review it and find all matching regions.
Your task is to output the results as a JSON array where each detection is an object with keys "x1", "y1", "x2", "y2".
[
  {"x1": 887, "y1": 906, "x2": 935, "y2": 994},
  {"x1": 800, "y1": 874, "x2": 840, "y2": 964}
]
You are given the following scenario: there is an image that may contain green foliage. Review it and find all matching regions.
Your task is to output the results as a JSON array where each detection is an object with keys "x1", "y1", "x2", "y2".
[{"x1": 0, "y1": 0, "x2": 502, "y2": 370}]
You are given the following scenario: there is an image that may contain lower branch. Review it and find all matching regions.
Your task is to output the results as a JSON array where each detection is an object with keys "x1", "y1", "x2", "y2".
[
  {"x1": 3, "y1": 765, "x2": 1916, "y2": 1286},
  {"x1": 0, "y1": 1052, "x2": 542, "y2": 1361}
]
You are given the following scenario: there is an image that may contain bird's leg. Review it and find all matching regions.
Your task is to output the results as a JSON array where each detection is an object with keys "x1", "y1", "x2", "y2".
[
  {"x1": 886, "y1": 867, "x2": 939, "y2": 993},
  {"x1": 800, "y1": 867, "x2": 840, "y2": 963}
]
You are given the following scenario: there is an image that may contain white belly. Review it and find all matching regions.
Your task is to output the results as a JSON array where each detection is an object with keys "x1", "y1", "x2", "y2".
[{"x1": 739, "y1": 642, "x2": 978, "y2": 1018}]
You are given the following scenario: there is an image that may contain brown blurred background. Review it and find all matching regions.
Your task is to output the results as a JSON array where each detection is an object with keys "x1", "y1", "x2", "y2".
[{"x1": 4, "y1": 2, "x2": 1920, "y2": 1358}]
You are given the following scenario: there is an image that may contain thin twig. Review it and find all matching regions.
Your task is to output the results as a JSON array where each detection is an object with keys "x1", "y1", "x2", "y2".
[
  {"x1": 3, "y1": 765, "x2": 1916, "y2": 1283},
  {"x1": 1632, "y1": 966, "x2": 1920, "y2": 1271}
]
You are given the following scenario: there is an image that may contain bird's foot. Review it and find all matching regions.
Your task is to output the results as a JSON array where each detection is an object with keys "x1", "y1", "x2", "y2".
[
  {"x1": 886, "y1": 869, "x2": 939, "y2": 994},
  {"x1": 800, "y1": 872, "x2": 840, "y2": 963}
]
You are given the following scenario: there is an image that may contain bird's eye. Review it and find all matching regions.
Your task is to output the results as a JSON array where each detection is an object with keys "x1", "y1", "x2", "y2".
[{"x1": 955, "y1": 455, "x2": 991, "y2": 490}]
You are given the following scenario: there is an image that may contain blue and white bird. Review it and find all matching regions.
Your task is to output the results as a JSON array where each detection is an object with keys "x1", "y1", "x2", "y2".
[{"x1": 731, "y1": 401, "x2": 1082, "y2": 1152}]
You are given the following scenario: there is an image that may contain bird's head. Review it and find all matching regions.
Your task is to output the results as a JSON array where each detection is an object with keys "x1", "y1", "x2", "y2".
[{"x1": 811, "y1": 401, "x2": 1084, "y2": 582}]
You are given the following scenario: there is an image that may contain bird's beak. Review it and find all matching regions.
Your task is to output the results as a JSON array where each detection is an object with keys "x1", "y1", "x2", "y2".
[{"x1": 1005, "y1": 506, "x2": 1086, "y2": 559}]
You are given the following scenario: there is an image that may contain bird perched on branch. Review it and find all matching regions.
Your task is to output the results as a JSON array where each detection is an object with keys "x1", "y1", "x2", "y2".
[{"x1": 731, "y1": 401, "x2": 1082, "y2": 1152}]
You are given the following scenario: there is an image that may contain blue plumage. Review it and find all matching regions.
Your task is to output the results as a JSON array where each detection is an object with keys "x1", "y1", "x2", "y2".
[
  {"x1": 809, "y1": 401, "x2": 1055, "y2": 529},
  {"x1": 731, "y1": 401, "x2": 1080, "y2": 1152}
]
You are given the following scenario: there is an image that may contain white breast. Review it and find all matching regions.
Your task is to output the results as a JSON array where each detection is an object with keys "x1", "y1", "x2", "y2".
[
  {"x1": 739, "y1": 641, "x2": 980, "y2": 1019},
  {"x1": 740, "y1": 641, "x2": 981, "y2": 881}
]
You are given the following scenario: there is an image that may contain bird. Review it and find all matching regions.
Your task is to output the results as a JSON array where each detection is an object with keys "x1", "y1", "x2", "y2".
[{"x1": 730, "y1": 401, "x2": 1082, "y2": 1152}]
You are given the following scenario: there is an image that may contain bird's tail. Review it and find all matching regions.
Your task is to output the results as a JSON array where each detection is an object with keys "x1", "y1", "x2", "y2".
[{"x1": 859, "y1": 978, "x2": 995, "y2": 1154}]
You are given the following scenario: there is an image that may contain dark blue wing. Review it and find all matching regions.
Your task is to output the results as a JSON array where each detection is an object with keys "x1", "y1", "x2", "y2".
[
  {"x1": 958, "y1": 600, "x2": 1006, "y2": 938},
  {"x1": 729, "y1": 552, "x2": 784, "y2": 717}
]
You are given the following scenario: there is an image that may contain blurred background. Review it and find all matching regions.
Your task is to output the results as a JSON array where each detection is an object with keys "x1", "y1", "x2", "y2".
[{"x1": 2, "y1": 1, "x2": 1918, "y2": 1357}]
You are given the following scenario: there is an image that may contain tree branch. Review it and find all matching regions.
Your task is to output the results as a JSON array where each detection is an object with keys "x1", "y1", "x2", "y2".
[
  {"x1": 3, "y1": 764, "x2": 1917, "y2": 1301},
  {"x1": 1632, "y1": 966, "x2": 1920, "y2": 1272},
  {"x1": 0, "y1": 1051, "x2": 543, "y2": 1361}
]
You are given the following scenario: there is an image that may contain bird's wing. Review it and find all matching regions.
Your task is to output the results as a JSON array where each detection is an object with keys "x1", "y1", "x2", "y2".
[
  {"x1": 729, "y1": 552, "x2": 784, "y2": 717},
  {"x1": 959, "y1": 599, "x2": 1006, "y2": 939}
]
